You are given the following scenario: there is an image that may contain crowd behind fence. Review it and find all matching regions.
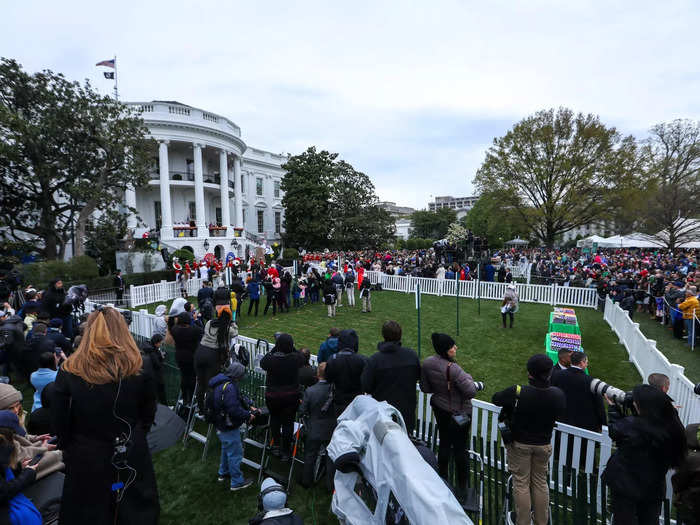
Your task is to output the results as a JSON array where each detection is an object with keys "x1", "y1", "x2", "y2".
[
  {"x1": 79, "y1": 296, "x2": 688, "y2": 525},
  {"x1": 603, "y1": 295, "x2": 700, "y2": 426}
]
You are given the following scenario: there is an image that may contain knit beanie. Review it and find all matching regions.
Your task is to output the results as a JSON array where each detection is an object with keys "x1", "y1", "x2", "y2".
[
  {"x1": 274, "y1": 333, "x2": 295, "y2": 354},
  {"x1": 431, "y1": 333, "x2": 455, "y2": 358},
  {"x1": 0, "y1": 384, "x2": 22, "y2": 410},
  {"x1": 527, "y1": 354, "x2": 553, "y2": 381},
  {"x1": 0, "y1": 410, "x2": 25, "y2": 437},
  {"x1": 260, "y1": 477, "x2": 287, "y2": 511}
]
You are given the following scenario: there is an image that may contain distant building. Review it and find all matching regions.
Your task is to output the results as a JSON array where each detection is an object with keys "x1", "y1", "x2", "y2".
[
  {"x1": 394, "y1": 218, "x2": 413, "y2": 240},
  {"x1": 428, "y1": 195, "x2": 479, "y2": 212},
  {"x1": 561, "y1": 221, "x2": 613, "y2": 244},
  {"x1": 379, "y1": 201, "x2": 415, "y2": 217}
]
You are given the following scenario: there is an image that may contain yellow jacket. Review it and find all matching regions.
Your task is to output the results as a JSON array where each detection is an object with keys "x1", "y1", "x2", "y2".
[
  {"x1": 678, "y1": 296, "x2": 699, "y2": 320},
  {"x1": 230, "y1": 291, "x2": 238, "y2": 314}
]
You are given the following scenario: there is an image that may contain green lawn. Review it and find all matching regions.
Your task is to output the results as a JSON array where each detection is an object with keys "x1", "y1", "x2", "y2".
[
  {"x1": 142, "y1": 291, "x2": 639, "y2": 524},
  {"x1": 634, "y1": 313, "x2": 700, "y2": 383}
]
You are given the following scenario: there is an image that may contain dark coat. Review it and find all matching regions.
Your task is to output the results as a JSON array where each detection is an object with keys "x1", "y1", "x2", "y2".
[
  {"x1": 46, "y1": 328, "x2": 71, "y2": 354},
  {"x1": 40, "y1": 282, "x2": 65, "y2": 318},
  {"x1": 52, "y1": 368, "x2": 159, "y2": 524},
  {"x1": 260, "y1": 350, "x2": 304, "y2": 393},
  {"x1": 325, "y1": 350, "x2": 367, "y2": 414},
  {"x1": 300, "y1": 380, "x2": 336, "y2": 440},
  {"x1": 361, "y1": 341, "x2": 421, "y2": 432},
  {"x1": 550, "y1": 366, "x2": 606, "y2": 432},
  {"x1": 208, "y1": 373, "x2": 251, "y2": 431},
  {"x1": 0, "y1": 459, "x2": 37, "y2": 525},
  {"x1": 22, "y1": 334, "x2": 54, "y2": 379},
  {"x1": 672, "y1": 423, "x2": 700, "y2": 520},
  {"x1": 0, "y1": 316, "x2": 25, "y2": 366},
  {"x1": 170, "y1": 323, "x2": 203, "y2": 365},
  {"x1": 602, "y1": 405, "x2": 676, "y2": 501}
]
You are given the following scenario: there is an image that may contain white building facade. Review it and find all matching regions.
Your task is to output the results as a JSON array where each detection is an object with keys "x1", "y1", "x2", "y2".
[{"x1": 124, "y1": 101, "x2": 287, "y2": 260}]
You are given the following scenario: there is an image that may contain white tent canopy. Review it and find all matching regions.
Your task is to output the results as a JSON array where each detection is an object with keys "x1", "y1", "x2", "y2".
[{"x1": 577, "y1": 231, "x2": 699, "y2": 249}]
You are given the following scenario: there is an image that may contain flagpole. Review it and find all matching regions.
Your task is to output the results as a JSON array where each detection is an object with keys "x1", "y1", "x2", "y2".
[{"x1": 113, "y1": 54, "x2": 119, "y2": 100}]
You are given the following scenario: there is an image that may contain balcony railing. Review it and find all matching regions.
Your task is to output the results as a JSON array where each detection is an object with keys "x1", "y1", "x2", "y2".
[
  {"x1": 169, "y1": 170, "x2": 194, "y2": 182},
  {"x1": 208, "y1": 226, "x2": 227, "y2": 237}
]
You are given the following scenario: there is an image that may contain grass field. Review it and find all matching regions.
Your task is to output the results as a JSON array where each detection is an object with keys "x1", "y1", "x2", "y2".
[{"x1": 139, "y1": 291, "x2": 641, "y2": 524}]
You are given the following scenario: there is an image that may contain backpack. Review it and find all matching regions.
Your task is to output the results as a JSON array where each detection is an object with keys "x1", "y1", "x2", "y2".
[{"x1": 203, "y1": 381, "x2": 231, "y2": 425}]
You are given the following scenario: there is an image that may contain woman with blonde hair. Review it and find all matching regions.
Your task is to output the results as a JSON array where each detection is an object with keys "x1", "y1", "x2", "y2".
[{"x1": 52, "y1": 307, "x2": 158, "y2": 525}]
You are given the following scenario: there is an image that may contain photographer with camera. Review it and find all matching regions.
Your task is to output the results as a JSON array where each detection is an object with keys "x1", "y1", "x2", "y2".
[
  {"x1": 551, "y1": 352, "x2": 606, "y2": 433},
  {"x1": 602, "y1": 385, "x2": 687, "y2": 525},
  {"x1": 493, "y1": 354, "x2": 566, "y2": 525},
  {"x1": 420, "y1": 333, "x2": 478, "y2": 499},
  {"x1": 207, "y1": 362, "x2": 255, "y2": 491}
]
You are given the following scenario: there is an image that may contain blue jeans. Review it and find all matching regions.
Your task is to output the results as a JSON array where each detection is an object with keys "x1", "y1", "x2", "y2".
[
  {"x1": 685, "y1": 319, "x2": 695, "y2": 347},
  {"x1": 217, "y1": 428, "x2": 244, "y2": 486}
]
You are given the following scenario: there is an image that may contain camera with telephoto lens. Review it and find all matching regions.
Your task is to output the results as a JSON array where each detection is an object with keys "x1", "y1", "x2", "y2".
[
  {"x1": 695, "y1": 383, "x2": 700, "y2": 395},
  {"x1": 473, "y1": 381, "x2": 485, "y2": 392},
  {"x1": 590, "y1": 378, "x2": 634, "y2": 414}
]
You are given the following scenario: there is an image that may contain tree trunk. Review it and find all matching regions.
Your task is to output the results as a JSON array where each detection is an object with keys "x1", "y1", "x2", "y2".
[{"x1": 74, "y1": 200, "x2": 98, "y2": 257}]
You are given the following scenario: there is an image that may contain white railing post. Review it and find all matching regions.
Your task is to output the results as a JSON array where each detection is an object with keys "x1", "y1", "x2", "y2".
[
  {"x1": 128, "y1": 284, "x2": 135, "y2": 308},
  {"x1": 551, "y1": 282, "x2": 557, "y2": 306}
]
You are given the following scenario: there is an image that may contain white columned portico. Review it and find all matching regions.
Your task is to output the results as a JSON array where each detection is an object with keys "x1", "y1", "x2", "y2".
[
  {"x1": 193, "y1": 143, "x2": 206, "y2": 237},
  {"x1": 219, "y1": 150, "x2": 231, "y2": 230},
  {"x1": 233, "y1": 155, "x2": 243, "y2": 229},
  {"x1": 124, "y1": 186, "x2": 137, "y2": 230},
  {"x1": 158, "y1": 140, "x2": 173, "y2": 238}
]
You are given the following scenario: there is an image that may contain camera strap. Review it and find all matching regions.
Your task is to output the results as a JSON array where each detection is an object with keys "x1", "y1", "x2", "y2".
[
  {"x1": 513, "y1": 384, "x2": 521, "y2": 414},
  {"x1": 446, "y1": 362, "x2": 455, "y2": 414}
]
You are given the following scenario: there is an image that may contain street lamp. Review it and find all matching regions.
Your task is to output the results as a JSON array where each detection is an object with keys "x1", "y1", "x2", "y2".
[
  {"x1": 203, "y1": 238, "x2": 210, "y2": 251},
  {"x1": 230, "y1": 239, "x2": 239, "y2": 249}
]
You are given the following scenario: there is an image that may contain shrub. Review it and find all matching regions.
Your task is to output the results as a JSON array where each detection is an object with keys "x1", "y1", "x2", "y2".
[
  {"x1": 283, "y1": 247, "x2": 299, "y2": 260},
  {"x1": 23, "y1": 255, "x2": 99, "y2": 288},
  {"x1": 172, "y1": 249, "x2": 195, "y2": 262}
]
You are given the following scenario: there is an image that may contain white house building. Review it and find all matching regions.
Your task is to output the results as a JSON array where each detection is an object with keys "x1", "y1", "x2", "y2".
[{"x1": 123, "y1": 101, "x2": 287, "y2": 260}]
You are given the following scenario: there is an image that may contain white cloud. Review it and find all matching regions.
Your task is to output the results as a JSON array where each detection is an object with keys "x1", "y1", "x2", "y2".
[{"x1": 2, "y1": 0, "x2": 700, "y2": 207}]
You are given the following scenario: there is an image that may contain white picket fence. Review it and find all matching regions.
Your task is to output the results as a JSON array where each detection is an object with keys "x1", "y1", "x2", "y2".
[
  {"x1": 604, "y1": 295, "x2": 700, "y2": 426},
  {"x1": 82, "y1": 300, "x2": 678, "y2": 505},
  {"x1": 363, "y1": 270, "x2": 598, "y2": 309}
]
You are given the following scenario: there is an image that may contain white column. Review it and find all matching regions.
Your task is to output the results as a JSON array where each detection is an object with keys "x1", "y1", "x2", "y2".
[
  {"x1": 158, "y1": 140, "x2": 173, "y2": 238},
  {"x1": 124, "y1": 186, "x2": 137, "y2": 230},
  {"x1": 233, "y1": 155, "x2": 243, "y2": 229},
  {"x1": 219, "y1": 150, "x2": 231, "y2": 231},
  {"x1": 193, "y1": 143, "x2": 206, "y2": 237}
]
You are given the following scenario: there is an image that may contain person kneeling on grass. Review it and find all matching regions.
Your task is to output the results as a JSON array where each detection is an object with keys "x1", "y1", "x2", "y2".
[{"x1": 207, "y1": 362, "x2": 256, "y2": 491}]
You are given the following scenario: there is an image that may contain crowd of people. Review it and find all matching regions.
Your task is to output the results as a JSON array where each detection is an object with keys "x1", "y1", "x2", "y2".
[{"x1": 1, "y1": 250, "x2": 699, "y2": 523}]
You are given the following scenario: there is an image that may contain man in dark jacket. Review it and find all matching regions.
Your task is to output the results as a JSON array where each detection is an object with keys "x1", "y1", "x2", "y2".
[
  {"x1": 40, "y1": 279, "x2": 65, "y2": 319},
  {"x1": 672, "y1": 423, "x2": 700, "y2": 525},
  {"x1": 550, "y1": 348, "x2": 572, "y2": 382},
  {"x1": 325, "y1": 329, "x2": 367, "y2": 417},
  {"x1": 550, "y1": 352, "x2": 605, "y2": 432},
  {"x1": 207, "y1": 362, "x2": 254, "y2": 491},
  {"x1": 46, "y1": 318, "x2": 71, "y2": 355},
  {"x1": 300, "y1": 362, "x2": 335, "y2": 488},
  {"x1": 360, "y1": 320, "x2": 421, "y2": 434},
  {"x1": 0, "y1": 310, "x2": 25, "y2": 376},
  {"x1": 492, "y1": 354, "x2": 566, "y2": 525},
  {"x1": 113, "y1": 270, "x2": 125, "y2": 305},
  {"x1": 24, "y1": 323, "x2": 55, "y2": 380}
]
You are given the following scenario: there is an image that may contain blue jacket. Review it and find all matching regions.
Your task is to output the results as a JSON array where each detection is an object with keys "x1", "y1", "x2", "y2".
[
  {"x1": 208, "y1": 373, "x2": 251, "y2": 431},
  {"x1": 30, "y1": 368, "x2": 57, "y2": 412},
  {"x1": 246, "y1": 281, "x2": 260, "y2": 300},
  {"x1": 317, "y1": 337, "x2": 339, "y2": 363}
]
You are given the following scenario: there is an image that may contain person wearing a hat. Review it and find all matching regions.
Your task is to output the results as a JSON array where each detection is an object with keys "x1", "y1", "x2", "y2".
[
  {"x1": 140, "y1": 334, "x2": 167, "y2": 404},
  {"x1": 0, "y1": 410, "x2": 42, "y2": 525},
  {"x1": 501, "y1": 284, "x2": 519, "y2": 328},
  {"x1": 420, "y1": 333, "x2": 477, "y2": 497},
  {"x1": 207, "y1": 362, "x2": 255, "y2": 491},
  {"x1": 325, "y1": 329, "x2": 367, "y2": 417},
  {"x1": 249, "y1": 477, "x2": 303, "y2": 524},
  {"x1": 46, "y1": 318, "x2": 70, "y2": 355},
  {"x1": 153, "y1": 304, "x2": 168, "y2": 338},
  {"x1": 492, "y1": 355, "x2": 566, "y2": 525},
  {"x1": 260, "y1": 334, "x2": 304, "y2": 461},
  {"x1": 0, "y1": 383, "x2": 64, "y2": 481},
  {"x1": 170, "y1": 310, "x2": 204, "y2": 411}
]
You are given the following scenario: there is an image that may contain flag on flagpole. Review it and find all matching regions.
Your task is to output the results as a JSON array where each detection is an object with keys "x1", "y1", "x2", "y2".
[
  {"x1": 96, "y1": 59, "x2": 115, "y2": 68},
  {"x1": 103, "y1": 72, "x2": 114, "y2": 79}
]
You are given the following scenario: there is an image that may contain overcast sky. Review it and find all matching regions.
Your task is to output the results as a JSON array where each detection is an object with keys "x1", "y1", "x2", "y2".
[{"x1": 3, "y1": 1, "x2": 699, "y2": 208}]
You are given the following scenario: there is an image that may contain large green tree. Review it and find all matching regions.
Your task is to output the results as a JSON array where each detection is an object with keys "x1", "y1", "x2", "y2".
[
  {"x1": 641, "y1": 119, "x2": 700, "y2": 249},
  {"x1": 409, "y1": 208, "x2": 456, "y2": 239},
  {"x1": 473, "y1": 107, "x2": 637, "y2": 246},
  {"x1": 281, "y1": 147, "x2": 393, "y2": 250},
  {"x1": 464, "y1": 191, "x2": 530, "y2": 248},
  {"x1": 0, "y1": 58, "x2": 154, "y2": 260}
]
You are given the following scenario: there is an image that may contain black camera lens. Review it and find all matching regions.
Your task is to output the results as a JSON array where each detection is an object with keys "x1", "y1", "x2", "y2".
[{"x1": 694, "y1": 383, "x2": 700, "y2": 396}]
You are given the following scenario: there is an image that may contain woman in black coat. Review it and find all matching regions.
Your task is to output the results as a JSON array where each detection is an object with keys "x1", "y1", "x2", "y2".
[
  {"x1": 260, "y1": 334, "x2": 304, "y2": 461},
  {"x1": 169, "y1": 311, "x2": 203, "y2": 407},
  {"x1": 40, "y1": 279, "x2": 65, "y2": 319},
  {"x1": 52, "y1": 307, "x2": 158, "y2": 524},
  {"x1": 602, "y1": 385, "x2": 687, "y2": 525}
]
